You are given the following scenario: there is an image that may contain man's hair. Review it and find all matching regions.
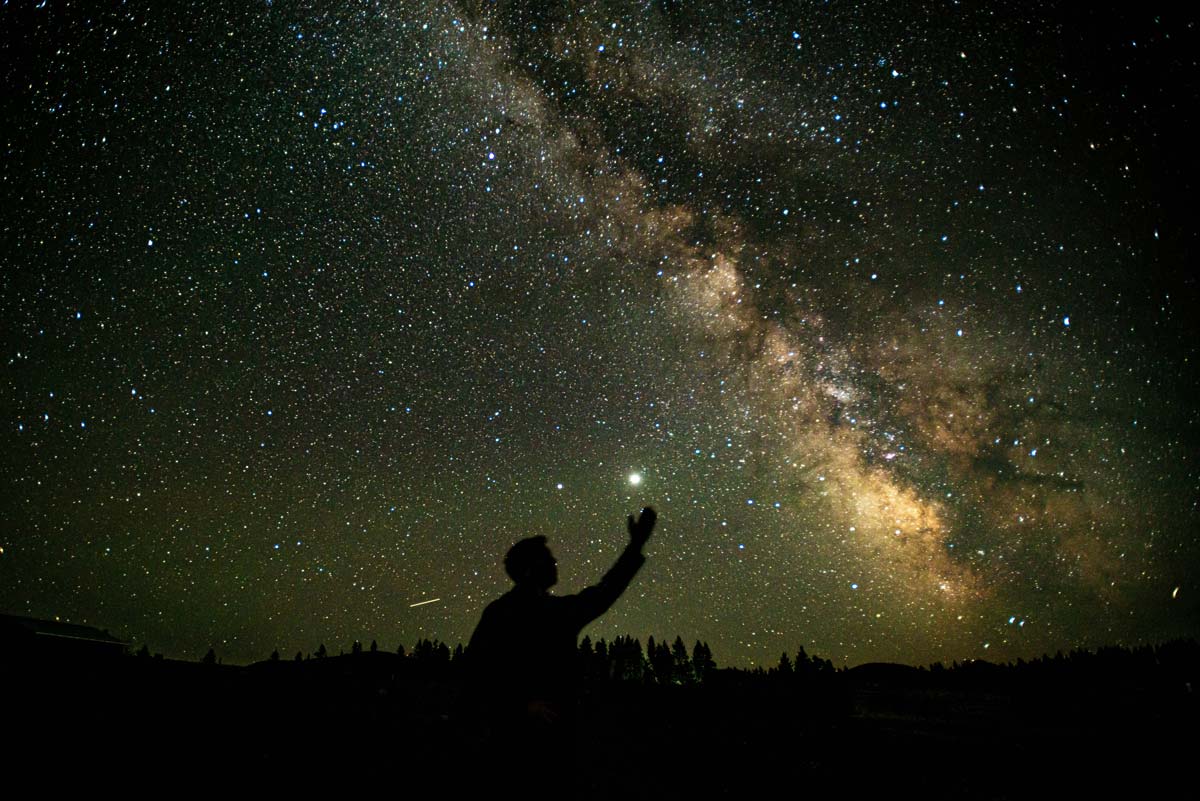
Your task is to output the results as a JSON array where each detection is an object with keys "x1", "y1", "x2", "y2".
[{"x1": 504, "y1": 535, "x2": 549, "y2": 582}]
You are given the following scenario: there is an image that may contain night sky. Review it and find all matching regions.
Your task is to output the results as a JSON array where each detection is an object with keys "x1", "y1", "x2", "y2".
[{"x1": 2, "y1": 1, "x2": 1197, "y2": 668}]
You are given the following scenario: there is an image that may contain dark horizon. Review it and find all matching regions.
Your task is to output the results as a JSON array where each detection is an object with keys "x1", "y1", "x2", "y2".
[
  {"x1": 6, "y1": 608, "x2": 1194, "y2": 674},
  {"x1": 8, "y1": 618, "x2": 1194, "y2": 799}
]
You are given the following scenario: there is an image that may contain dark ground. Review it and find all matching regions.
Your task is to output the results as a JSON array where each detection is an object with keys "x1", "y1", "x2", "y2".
[{"x1": 6, "y1": 646, "x2": 1195, "y2": 798}]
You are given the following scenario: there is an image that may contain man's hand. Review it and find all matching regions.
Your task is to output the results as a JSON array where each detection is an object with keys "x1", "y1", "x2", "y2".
[{"x1": 627, "y1": 506, "x2": 657, "y2": 548}]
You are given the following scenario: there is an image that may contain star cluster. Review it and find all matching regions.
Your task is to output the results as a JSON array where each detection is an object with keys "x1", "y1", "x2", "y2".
[{"x1": 1, "y1": 1, "x2": 1196, "y2": 666}]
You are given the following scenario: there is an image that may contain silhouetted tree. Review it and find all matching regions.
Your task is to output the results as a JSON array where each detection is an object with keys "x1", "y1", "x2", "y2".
[
  {"x1": 202, "y1": 647, "x2": 217, "y2": 665},
  {"x1": 412, "y1": 638, "x2": 452, "y2": 664},
  {"x1": 649, "y1": 638, "x2": 673, "y2": 684},
  {"x1": 595, "y1": 638, "x2": 610, "y2": 680},
  {"x1": 672, "y1": 636, "x2": 694, "y2": 684},
  {"x1": 796, "y1": 645, "x2": 827, "y2": 678},
  {"x1": 777, "y1": 651, "x2": 793, "y2": 675},
  {"x1": 316, "y1": 643, "x2": 328, "y2": 659},
  {"x1": 611, "y1": 635, "x2": 645, "y2": 682},
  {"x1": 351, "y1": 640, "x2": 363, "y2": 655},
  {"x1": 370, "y1": 639, "x2": 378, "y2": 653},
  {"x1": 579, "y1": 636, "x2": 605, "y2": 682},
  {"x1": 413, "y1": 638, "x2": 431, "y2": 661},
  {"x1": 270, "y1": 649, "x2": 280, "y2": 662},
  {"x1": 136, "y1": 644, "x2": 150, "y2": 658},
  {"x1": 692, "y1": 641, "x2": 716, "y2": 682},
  {"x1": 294, "y1": 651, "x2": 303, "y2": 662}
]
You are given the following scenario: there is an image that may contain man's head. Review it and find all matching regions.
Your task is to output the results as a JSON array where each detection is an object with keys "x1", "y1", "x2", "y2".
[{"x1": 504, "y1": 535, "x2": 558, "y2": 590}]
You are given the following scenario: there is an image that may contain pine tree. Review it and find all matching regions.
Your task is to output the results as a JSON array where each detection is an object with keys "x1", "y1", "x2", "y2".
[
  {"x1": 370, "y1": 639, "x2": 378, "y2": 653},
  {"x1": 202, "y1": 647, "x2": 217, "y2": 665},
  {"x1": 796, "y1": 645, "x2": 811, "y2": 676},
  {"x1": 608, "y1": 636, "x2": 624, "y2": 680},
  {"x1": 650, "y1": 638, "x2": 673, "y2": 684},
  {"x1": 316, "y1": 643, "x2": 328, "y2": 658},
  {"x1": 270, "y1": 649, "x2": 280, "y2": 662},
  {"x1": 578, "y1": 636, "x2": 600, "y2": 682},
  {"x1": 672, "y1": 636, "x2": 694, "y2": 684},
  {"x1": 692, "y1": 641, "x2": 716, "y2": 682},
  {"x1": 610, "y1": 636, "x2": 646, "y2": 682}
]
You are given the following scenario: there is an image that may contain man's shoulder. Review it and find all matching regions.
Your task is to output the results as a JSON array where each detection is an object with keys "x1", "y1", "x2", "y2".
[
  {"x1": 481, "y1": 590, "x2": 514, "y2": 616},
  {"x1": 471, "y1": 591, "x2": 519, "y2": 645}
]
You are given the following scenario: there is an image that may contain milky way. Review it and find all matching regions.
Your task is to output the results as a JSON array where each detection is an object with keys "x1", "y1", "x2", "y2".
[{"x1": 2, "y1": 1, "x2": 1196, "y2": 666}]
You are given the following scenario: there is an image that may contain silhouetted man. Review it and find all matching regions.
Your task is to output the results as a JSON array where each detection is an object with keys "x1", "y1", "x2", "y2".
[{"x1": 466, "y1": 507, "x2": 656, "y2": 759}]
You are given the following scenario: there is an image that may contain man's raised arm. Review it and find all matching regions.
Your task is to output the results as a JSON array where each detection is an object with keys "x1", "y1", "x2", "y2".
[{"x1": 568, "y1": 507, "x2": 656, "y2": 628}]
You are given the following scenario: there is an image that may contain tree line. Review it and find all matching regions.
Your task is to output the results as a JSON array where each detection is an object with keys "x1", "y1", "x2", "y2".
[{"x1": 153, "y1": 636, "x2": 1197, "y2": 689}]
